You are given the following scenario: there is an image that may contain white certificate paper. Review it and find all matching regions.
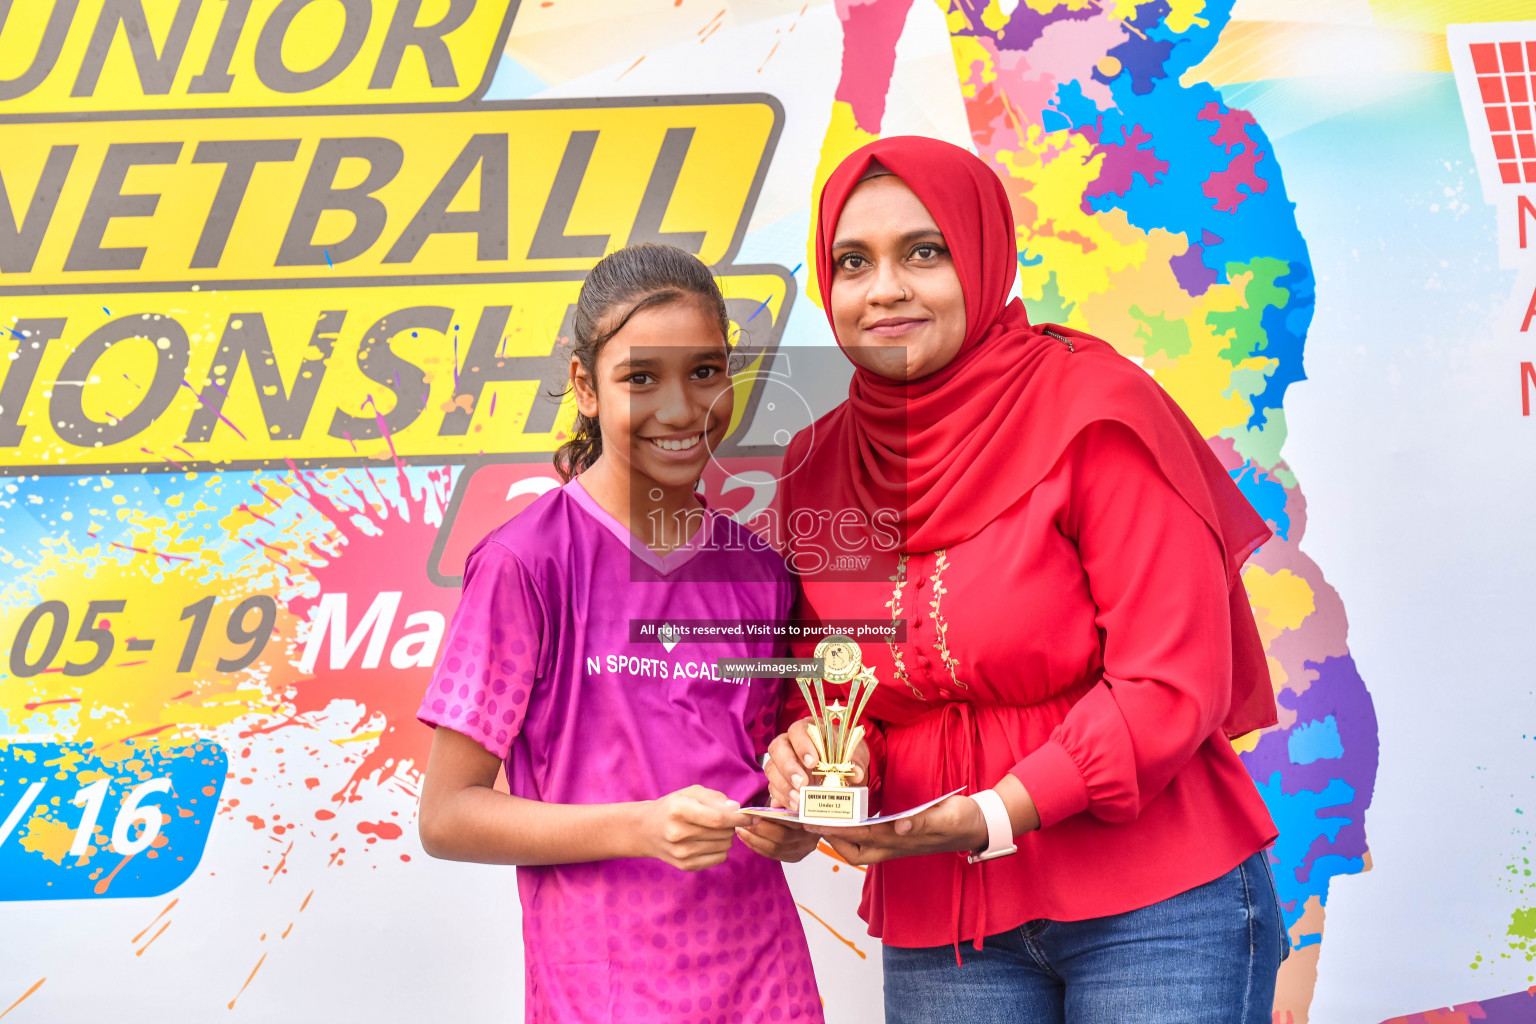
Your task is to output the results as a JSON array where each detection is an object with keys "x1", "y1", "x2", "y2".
[{"x1": 741, "y1": 787, "x2": 966, "y2": 828}]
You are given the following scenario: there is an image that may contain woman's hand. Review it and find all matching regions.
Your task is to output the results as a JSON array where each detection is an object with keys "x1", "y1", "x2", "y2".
[
  {"x1": 808, "y1": 777, "x2": 1041, "y2": 865},
  {"x1": 637, "y1": 785, "x2": 753, "y2": 871},
  {"x1": 765, "y1": 717, "x2": 870, "y2": 812},
  {"x1": 734, "y1": 816, "x2": 821, "y2": 863},
  {"x1": 807, "y1": 794, "x2": 987, "y2": 865}
]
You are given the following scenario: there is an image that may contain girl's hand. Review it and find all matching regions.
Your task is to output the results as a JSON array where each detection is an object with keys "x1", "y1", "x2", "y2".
[
  {"x1": 805, "y1": 794, "x2": 986, "y2": 865},
  {"x1": 639, "y1": 785, "x2": 753, "y2": 871},
  {"x1": 734, "y1": 816, "x2": 820, "y2": 863},
  {"x1": 765, "y1": 718, "x2": 870, "y2": 812}
]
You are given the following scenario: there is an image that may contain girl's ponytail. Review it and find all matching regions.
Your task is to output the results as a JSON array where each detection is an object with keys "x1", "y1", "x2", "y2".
[{"x1": 553, "y1": 408, "x2": 603, "y2": 483}]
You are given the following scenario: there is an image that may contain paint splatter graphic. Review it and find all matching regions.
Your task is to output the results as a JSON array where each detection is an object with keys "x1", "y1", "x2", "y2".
[
  {"x1": 1472, "y1": 819, "x2": 1536, "y2": 983},
  {"x1": 0, "y1": 462, "x2": 459, "y2": 897}
]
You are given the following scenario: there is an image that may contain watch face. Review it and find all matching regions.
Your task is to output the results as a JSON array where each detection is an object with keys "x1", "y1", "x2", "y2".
[{"x1": 814, "y1": 635, "x2": 861, "y2": 682}]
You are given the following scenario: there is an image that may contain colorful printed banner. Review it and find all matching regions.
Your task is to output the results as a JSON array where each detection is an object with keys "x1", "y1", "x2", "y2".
[{"x1": 2, "y1": 2, "x2": 1533, "y2": 1022}]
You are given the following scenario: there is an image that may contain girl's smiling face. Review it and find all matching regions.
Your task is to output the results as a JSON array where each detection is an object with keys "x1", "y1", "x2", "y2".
[
  {"x1": 572, "y1": 296, "x2": 733, "y2": 494},
  {"x1": 828, "y1": 174, "x2": 968, "y2": 382}
]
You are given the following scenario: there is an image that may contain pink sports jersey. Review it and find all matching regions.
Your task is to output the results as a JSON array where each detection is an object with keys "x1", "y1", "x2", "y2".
[{"x1": 419, "y1": 477, "x2": 824, "y2": 1024}]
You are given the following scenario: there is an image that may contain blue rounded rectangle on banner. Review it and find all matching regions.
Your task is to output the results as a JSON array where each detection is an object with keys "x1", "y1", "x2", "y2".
[{"x1": 0, "y1": 738, "x2": 226, "y2": 901}]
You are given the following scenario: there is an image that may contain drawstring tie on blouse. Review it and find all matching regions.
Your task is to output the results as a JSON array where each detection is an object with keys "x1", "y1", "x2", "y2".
[{"x1": 936, "y1": 701, "x2": 988, "y2": 966}]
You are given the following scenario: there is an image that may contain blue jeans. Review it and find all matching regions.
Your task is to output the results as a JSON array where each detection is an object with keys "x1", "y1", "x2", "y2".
[{"x1": 883, "y1": 851, "x2": 1289, "y2": 1024}]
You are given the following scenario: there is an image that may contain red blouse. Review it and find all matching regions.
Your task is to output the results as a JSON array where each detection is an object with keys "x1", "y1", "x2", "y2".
[{"x1": 786, "y1": 421, "x2": 1278, "y2": 949}]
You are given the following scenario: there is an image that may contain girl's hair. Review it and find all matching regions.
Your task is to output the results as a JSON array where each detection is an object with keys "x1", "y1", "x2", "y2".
[{"x1": 553, "y1": 243, "x2": 731, "y2": 482}]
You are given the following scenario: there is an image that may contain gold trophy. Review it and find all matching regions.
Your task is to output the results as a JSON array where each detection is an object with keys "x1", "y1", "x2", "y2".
[{"x1": 796, "y1": 635, "x2": 879, "y2": 822}]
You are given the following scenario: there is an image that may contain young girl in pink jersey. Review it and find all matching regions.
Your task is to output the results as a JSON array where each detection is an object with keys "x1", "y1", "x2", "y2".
[{"x1": 417, "y1": 243, "x2": 824, "y2": 1023}]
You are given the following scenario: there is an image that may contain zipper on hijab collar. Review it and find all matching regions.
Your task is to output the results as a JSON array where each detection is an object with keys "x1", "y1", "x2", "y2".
[{"x1": 1043, "y1": 327, "x2": 1075, "y2": 353}]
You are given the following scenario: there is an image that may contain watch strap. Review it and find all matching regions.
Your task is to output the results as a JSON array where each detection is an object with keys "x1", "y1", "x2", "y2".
[{"x1": 967, "y1": 787, "x2": 1018, "y2": 864}]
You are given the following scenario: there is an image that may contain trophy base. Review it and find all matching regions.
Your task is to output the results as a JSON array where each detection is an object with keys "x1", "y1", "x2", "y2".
[{"x1": 799, "y1": 785, "x2": 869, "y2": 823}]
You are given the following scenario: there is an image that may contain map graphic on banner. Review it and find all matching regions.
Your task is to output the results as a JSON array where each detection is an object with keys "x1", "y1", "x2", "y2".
[{"x1": 1, "y1": 1, "x2": 1532, "y2": 1022}]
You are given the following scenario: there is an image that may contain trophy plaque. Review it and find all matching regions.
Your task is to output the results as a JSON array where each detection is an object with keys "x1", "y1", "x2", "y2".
[{"x1": 796, "y1": 635, "x2": 879, "y2": 823}]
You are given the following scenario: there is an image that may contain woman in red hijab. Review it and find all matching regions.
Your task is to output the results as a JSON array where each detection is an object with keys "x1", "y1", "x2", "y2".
[{"x1": 756, "y1": 137, "x2": 1288, "y2": 1021}]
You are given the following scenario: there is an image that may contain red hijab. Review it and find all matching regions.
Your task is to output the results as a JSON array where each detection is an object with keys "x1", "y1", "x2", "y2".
[{"x1": 786, "y1": 136, "x2": 1277, "y2": 736}]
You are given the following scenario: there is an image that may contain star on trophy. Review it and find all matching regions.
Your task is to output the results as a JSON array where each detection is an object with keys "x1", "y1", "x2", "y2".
[{"x1": 796, "y1": 635, "x2": 879, "y2": 822}]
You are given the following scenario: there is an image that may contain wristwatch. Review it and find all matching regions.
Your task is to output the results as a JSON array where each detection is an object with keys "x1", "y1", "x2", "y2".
[{"x1": 967, "y1": 788, "x2": 1019, "y2": 864}]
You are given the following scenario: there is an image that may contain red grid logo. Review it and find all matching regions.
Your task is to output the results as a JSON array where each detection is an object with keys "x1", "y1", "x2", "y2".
[{"x1": 1472, "y1": 40, "x2": 1536, "y2": 184}]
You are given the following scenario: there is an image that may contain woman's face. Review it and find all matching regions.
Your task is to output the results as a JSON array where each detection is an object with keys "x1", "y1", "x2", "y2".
[{"x1": 828, "y1": 175, "x2": 967, "y2": 381}]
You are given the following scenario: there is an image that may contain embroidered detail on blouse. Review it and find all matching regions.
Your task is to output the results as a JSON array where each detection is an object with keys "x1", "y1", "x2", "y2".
[
  {"x1": 928, "y1": 549, "x2": 966, "y2": 690},
  {"x1": 885, "y1": 553, "x2": 926, "y2": 701}
]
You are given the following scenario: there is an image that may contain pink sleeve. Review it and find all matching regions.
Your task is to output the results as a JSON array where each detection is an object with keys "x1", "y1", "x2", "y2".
[
  {"x1": 1009, "y1": 421, "x2": 1234, "y2": 828},
  {"x1": 417, "y1": 540, "x2": 548, "y2": 761}
]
